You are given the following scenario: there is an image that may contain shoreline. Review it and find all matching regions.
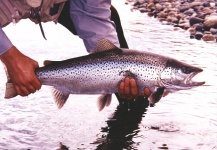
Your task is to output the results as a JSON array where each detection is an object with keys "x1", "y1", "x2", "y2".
[{"x1": 125, "y1": 0, "x2": 217, "y2": 42}]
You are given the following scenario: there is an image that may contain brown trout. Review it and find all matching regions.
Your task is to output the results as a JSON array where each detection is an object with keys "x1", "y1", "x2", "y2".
[{"x1": 4, "y1": 39, "x2": 205, "y2": 110}]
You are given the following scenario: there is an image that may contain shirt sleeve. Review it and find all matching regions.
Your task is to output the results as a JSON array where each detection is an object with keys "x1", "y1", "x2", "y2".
[
  {"x1": 0, "y1": 27, "x2": 13, "y2": 55},
  {"x1": 69, "y1": 0, "x2": 120, "y2": 53}
]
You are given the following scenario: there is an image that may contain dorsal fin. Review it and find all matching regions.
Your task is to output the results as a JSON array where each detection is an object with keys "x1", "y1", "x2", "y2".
[{"x1": 92, "y1": 38, "x2": 118, "y2": 53}]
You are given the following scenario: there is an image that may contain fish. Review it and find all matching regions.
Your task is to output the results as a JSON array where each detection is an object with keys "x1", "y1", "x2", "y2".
[{"x1": 4, "y1": 38, "x2": 205, "y2": 110}]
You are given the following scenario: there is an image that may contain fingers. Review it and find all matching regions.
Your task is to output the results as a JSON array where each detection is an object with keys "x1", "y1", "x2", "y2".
[
  {"x1": 14, "y1": 77, "x2": 41, "y2": 97},
  {"x1": 12, "y1": 64, "x2": 42, "y2": 97},
  {"x1": 118, "y1": 77, "x2": 151, "y2": 100},
  {"x1": 118, "y1": 80, "x2": 125, "y2": 98},
  {"x1": 15, "y1": 84, "x2": 35, "y2": 97},
  {"x1": 118, "y1": 77, "x2": 130, "y2": 99},
  {"x1": 33, "y1": 79, "x2": 42, "y2": 91},
  {"x1": 1, "y1": 46, "x2": 41, "y2": 97},
  {"x1": 140, "y1": 87, "x2": 151, "y2": 98},
  {"x1": 118, "y1": 77, "x2": 138, "y2": 100},
  {"x1": 15, "y1": 84, "x2": 41, "y2": 97},
  {"x1": 123, "y1": 77, "x2": 131, "y2": 96},
  {"x1": 129, "y1": 78, "x2": 139, "y2": 96}
]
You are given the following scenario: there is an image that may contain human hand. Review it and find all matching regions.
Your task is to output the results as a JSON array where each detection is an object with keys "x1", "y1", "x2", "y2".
[
  {"x1": 0, "y1": 46, "x2": 41, "y2": 96},
  {"x1": 118, "y1": 77, "x2": 151, "y2": 100}
]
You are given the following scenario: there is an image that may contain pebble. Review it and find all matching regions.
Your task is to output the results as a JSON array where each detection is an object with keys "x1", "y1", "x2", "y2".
[{"x1": 126, "y1": 0, "x2": 217, "y2": 42}]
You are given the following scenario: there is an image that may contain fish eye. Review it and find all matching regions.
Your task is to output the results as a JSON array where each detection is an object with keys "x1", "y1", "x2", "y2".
[{"x1": 181, "y1": 67, "x2": 191, "y2": 74}]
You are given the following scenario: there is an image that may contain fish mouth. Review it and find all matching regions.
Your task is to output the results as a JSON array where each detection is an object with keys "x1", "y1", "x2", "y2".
[
  {"x1": 161, "y1": 70, "x2": 205, "y2": 90},
  {"x1": 183, "y1": 71, "x2": 205, "y2": 87}
]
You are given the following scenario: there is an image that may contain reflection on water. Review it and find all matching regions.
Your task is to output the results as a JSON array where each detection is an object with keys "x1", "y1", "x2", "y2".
[
  {"x1": 94, "y1": 97, "x2": 149, "y2": 150},
  {"x1": 0, "y1": 0, "x2": 217, "y2": 149}
]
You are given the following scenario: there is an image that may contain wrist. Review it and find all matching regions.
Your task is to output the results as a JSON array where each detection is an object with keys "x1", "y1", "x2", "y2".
[{"x1": 0, "y1": 46, "x2": 20, "y2": 65}]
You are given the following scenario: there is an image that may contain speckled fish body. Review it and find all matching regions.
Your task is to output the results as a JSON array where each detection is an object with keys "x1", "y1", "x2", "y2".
[
  {"x1": 5, "y1": 39, "x2": 205, "y2": 110},
  {"x1": 36, "y1": 48, "x2": 167, "y2": 95}
]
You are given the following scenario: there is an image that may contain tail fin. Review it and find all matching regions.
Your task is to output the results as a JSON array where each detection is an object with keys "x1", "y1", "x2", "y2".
[
  {"x1": 5, "y1": 82, "x2": 18, "y2": 99},
  {"x1": 3, "y1": 65, "x2": 17, "y2": 99}
]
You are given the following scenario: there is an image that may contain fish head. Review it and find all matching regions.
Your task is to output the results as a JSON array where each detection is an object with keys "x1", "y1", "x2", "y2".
[{"x1": 160, "y1": 59, "x2": 205, "y2": 91}]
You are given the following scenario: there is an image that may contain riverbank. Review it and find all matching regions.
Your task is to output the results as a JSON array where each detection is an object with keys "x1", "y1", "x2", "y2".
[{"x1": 125, "y1": 0, "x2": 217, "y2": 42}]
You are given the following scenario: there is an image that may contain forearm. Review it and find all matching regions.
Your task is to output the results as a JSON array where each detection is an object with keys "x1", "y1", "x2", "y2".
[
  {"x1": 69, "y1": 0, "x2": 120, "y2": 53},
  {"x1": 0, "y1": 28, "x2": 13, "y2": 55}
]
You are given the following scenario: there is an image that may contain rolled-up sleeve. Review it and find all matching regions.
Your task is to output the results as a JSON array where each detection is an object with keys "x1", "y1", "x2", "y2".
[
  {"x1": 0, "y1": 28, "x2": 13, "y2": 55},
  {"x1": 70, "y1": 0, "x2": 119, "y2": 53}
]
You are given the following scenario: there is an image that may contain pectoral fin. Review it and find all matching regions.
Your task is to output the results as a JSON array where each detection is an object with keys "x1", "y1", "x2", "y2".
[
  {"x1": 97, "y1": 94, "x2": 112, "y2": 111},
  {"x1": 149, "y1": 87, "x2": 165, "y2": 106},
  {"x1": 162, "y1": 92, "x2": 169, "y2": 97},
  {"x1": 52, "y1": 88, "x2": 70, "y2": 109},
  {"x1": 119, "y1": 70, "x2": 137, "y2": 79}
]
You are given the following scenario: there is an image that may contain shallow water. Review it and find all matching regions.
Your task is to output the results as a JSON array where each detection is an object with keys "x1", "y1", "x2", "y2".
[{"x1": 0, "y1": 1, "x2": 217, "y2": 150}]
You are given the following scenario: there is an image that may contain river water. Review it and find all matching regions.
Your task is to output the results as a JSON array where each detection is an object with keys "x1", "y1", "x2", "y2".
[{"x1": 0, "y1": 1, "x2": 217, "y2": 150}]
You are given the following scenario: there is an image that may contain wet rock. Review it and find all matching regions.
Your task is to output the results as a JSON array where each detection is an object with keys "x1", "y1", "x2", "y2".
[
  {"x1": 184, "y1": 8, "x2": 195, "y2": 16},
  {"x1": 157, "y1": 11, "x2": 168, "y2": 18},
  {"x1": 187, "y1": 0, "x2": 194, "y2": 2},
  {"x1": 133, "y1": 1, "x2": 144, "y2": 6},
  {"x1": 189, "y1": 17, "x2": 204, "y2": 26},
  {"x1": 177, "y1": 13, "x2": 185, "y2": 20},
  {"x1": 202, "y1": 7, "x2": 213, "y2": 15},
  {"x1": 147, "y1": 3, "x2": 155, "y2": 9},
  {"x1": 195, "y1": 24, "x2": 204, "y2": 32},
  {"x1": 190, "y1": 2, "x2": 202, "y2": 8},
  {"x1": 188, "y1": 26, "x2": 195, "y2": 34},
  {"x1": 190, "y1": 33, "x2": 195, "y2": 39},
  {"x1": 195, "y1": 31, "x2": 203, "y2": 40},
  {"x1": 195, "y1": 12, "x2": 207, "y2": 19},
  {"x1": 179, "y1": 22, "x2": 190, "y2": 29},
  {"x1": 161, "y1": 20, "x2": 170, "y2": 25},
  {"x1": 204, "y1": 15, "x2": 217, "y2": 29},
  {"x1": 147, "y1": 12, "x2": 155, "y2": 17},
  {"x1": 210, "y1": 28, "x2": 217, "y2": 34},
  {"x1": 155, "y1": 3, "x2": 163, "y2": 11},
  {"x1": 203, "y1": 2, "x2": 210, "y2": 7},
  {"x1": 139, "y1": 7, "x2": 149, "y2": 13},
  {"x1": 168, "y1": 11, "x2": 178, "y2": 17},
  {"x1": 166, "y1": 16, "x2": 179, "y2": 24},
  {"x1": 179, "y1": 7, "x2": 190, "y2": 13},
  {"x1": 202, "y1": 32, "x2": 215, "y2": 41},
  {"x1": 174, "y1": 27, "x2": 181, "y2": 31}
]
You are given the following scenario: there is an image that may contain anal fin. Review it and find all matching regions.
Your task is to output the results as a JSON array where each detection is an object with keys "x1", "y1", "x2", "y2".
[
  {"x1": 97, "y1": 94, "x2": 112, "y2": 111},
  {"x1": 52, "y1": 88, "x2": 70, "y2": 109}
]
